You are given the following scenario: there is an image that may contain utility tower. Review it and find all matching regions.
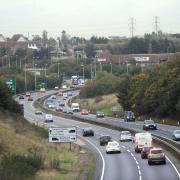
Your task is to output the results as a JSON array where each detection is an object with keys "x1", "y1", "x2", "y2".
[
  {"x1": 129, "y1": 17, "x2": 136, "y2": 38},
  {"x1": 154, "y1": 16, "x2": 160, "y2": 34}
]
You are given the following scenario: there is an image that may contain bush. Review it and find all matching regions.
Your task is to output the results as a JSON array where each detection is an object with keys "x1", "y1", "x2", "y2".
[{"x1": 0, "y1": 154, "x2": 43, "y2": 180}]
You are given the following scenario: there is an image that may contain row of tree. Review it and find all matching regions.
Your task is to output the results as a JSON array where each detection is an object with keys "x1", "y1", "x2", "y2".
[
  {"x1": 108, "y1": 33, "x2": 180, "y2": 54},
  {"x1": 117, "y1": 56, "x2": 180, "y2": 119}
]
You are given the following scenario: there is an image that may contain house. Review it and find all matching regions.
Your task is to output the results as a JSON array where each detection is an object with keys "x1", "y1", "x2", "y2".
[{"x1": 96, "y1": 50, "x2": 177, "y2": 66}]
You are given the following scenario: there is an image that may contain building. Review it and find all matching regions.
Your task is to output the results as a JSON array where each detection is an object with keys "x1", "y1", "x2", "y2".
[{"x1": 96, "y1": 50, "x2": 177, "y2": 66}]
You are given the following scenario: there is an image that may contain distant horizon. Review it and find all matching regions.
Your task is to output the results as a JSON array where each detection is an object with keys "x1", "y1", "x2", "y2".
[
  {"x1": 0, "y1": 0, "x2": 179, "y2": 40},
  {"x1": 1, "y1": 30, "x2": 179, "y2": 40}
]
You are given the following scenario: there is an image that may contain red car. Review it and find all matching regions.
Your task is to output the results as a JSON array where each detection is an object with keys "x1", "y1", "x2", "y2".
[
  {"x1": 81, "y1": 109, "x2": 89, "y2": 115},
  {"x1": 28, "y1": 96, "x2": 33, "y2": 101}
]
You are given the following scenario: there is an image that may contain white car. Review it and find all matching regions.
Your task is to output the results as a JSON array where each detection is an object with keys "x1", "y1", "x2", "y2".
[
  {"x1": 106, "y1": 141, "x2": 121, "y2": 154},
  {"x1": 120, "y1": 131, "x2": 132, "y2": 141},
  {"x1": 48, "y1": 104, "x2": 55, "y2": 109}
]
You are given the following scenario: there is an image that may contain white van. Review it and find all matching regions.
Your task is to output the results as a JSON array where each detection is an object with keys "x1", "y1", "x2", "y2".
[
  {"x1": 44, "y1": 114, "x2": 53, "y2": 123},
  {"x1": 134, "y1": 132, "x2": 152, "y2": 153},
  {"x1": 71, "y1": 103, "x2": 80, "y2": 112}
]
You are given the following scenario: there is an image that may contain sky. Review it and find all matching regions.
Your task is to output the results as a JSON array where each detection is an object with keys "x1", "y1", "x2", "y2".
[{"x1": 0, "y1": 0, "x2": 180, "y2": 39}]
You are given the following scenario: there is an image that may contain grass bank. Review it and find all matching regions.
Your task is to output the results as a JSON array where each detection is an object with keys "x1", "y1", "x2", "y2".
[
  {"x1": 0, "y1": 112, "x2": 95, "y2": 180},
  {"x1": 74, "y1": 94, "x2": 123, "y2": 117}
]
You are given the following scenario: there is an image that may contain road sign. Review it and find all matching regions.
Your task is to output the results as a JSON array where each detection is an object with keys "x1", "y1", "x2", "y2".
[
  {"x1": 49, "y1": 127, "x2": 77, "y2": 143},
  {"x1": 6, "y1": 79, "x2": 16, "y2": 93},
  {"x1": 36, "y1": 82, "x2": 45, "y2": 89}
]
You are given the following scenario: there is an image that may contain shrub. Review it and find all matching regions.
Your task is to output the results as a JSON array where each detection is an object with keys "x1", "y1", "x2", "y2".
[{"x1": 0, "y1": 154, "x2": 43, "y2": 180}]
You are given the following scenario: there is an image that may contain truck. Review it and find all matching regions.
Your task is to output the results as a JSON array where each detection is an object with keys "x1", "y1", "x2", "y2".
[
  {"x1": 71, "y1": 103, "x2": 80, "y2": 112},
  {"x1": 134, "y1": 132, "x2": 152, "y2": 153}
]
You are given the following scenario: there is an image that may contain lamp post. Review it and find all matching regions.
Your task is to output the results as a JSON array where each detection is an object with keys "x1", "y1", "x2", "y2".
[
  {"x1": 58, "y1": 63, "x2": 60, "y2": 80},
  {"x1": 81, "y1": 64, "x2": 84, "y2": 82},
  {"x1": 95, "y1": 58, "x2": 97, "y2": 80},
  {"x1": 16, "y1": 55, "x2": 18, "y2": 68},
  {"x1": 90, "y1": 64, "x2": 92, "y2": 80},
  {"x1": 110, "y1": 62, "x2": 112, "y2": 74},
  {"x1": 45, "y1": 64, "x2": 47, "y2": 89},
  {"x1": 34, "y1": 64, "x2": 37, "y2": 91},
  {"x1": 24, "y1": 63, "x2": 27, "y2": 92}
]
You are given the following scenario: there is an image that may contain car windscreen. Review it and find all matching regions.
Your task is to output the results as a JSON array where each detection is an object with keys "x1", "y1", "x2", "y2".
[
  {"x1": 151, "y1": 150, "x2": 162, "y2": 154},
  {"x1": 108, "y1": 142, "x2": 118, "y2": 146},
  {"x1": 145, "y1": 120, "x2": 154, "y2": 124},
  {"x1": 121, "y1": 131, "x2": 130, "y2": 135},
  {"x1": 175, "y1": 130, "x2": 180, "y2": 134}
]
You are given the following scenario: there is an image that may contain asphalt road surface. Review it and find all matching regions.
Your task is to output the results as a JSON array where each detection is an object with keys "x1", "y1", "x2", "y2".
[{"x1": 16, "y1": 91, "x2": 180, "y2": 180}]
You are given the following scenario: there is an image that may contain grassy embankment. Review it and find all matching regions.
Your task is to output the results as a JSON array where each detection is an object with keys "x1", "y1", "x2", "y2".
[
  {"x1": 74, "y1": 94, "x2": 123, "y2": 117},
  {"x1": 0, "y1": 112, "x2": 95, "y2": 180}
]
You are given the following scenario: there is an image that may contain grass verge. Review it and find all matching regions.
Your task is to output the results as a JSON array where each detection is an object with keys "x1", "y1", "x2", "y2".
[{"x1": 0, "y1": 111, "x2": 95, "y2": 180}]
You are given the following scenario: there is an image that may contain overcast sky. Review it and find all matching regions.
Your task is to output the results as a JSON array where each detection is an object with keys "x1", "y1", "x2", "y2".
[{"x1": 0, "y1": 0, "x2": 179, "y2": 39}]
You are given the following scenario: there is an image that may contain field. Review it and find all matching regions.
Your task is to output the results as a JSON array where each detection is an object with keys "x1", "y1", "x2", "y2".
[{"x1": 0, "y1": 112, "x2": 95, "y2": 180}]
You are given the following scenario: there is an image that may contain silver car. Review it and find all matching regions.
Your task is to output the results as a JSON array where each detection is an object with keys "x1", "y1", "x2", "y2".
[{"x1": 172, "y1": 130, "x2": 180, "y2": 141}]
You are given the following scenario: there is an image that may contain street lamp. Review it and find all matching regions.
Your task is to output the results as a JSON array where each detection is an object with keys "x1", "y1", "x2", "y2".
[
  {"x1": 110, "y1": 62, "x2": 112, "y2": 74},
  {"x1": 34, "y1": 64, "x2": 37, "y2": 91},
  {"x1": 58, "y1": 63, "x2": 60, "y2": 80},
  {"x1": 16, "y1": 55, "x2": 18, "y2": 68},
  {"x1": 24, "y1": 63, "x2": 27, "y2": 92},
  {"x1": 45, "y1": 64, "x2": 47, "y2": 88},
  {"x1": 90, "y1": 64, "x2": 92, "y2": 80},
  {"x1": 81, "y1": 64, "x2": 84, "y2": 82}
]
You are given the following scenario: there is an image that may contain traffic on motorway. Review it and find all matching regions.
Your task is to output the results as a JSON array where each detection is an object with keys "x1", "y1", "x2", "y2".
[{"x1": 16, "y1": 89, "x2": 180, "y2": 180}]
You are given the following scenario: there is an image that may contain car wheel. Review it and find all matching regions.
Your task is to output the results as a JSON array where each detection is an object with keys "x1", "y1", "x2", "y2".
[
  {"x1": 141, "y1": 155, "x2": 145, "y2": 159},
  {"x1": 106, "y1": 151, "x2": 108, "y2": 154},
  {"x1": 163, "y1": 160, "x2": 166, "y2": 165},
  {"x1": 148, "y1": 161, "x2": 152, "y2": 165}
]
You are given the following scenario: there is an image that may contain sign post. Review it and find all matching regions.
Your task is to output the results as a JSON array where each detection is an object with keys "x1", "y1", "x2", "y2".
[{"x1": 49, "y1": 127, "x2": 77, "y2": 143}]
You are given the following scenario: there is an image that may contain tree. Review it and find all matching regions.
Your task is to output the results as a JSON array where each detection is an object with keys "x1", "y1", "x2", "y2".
[
  {"x1": 61, "y1": 30, "x2": 69, "y2": 52},
  {"x1": 85, "y1": 43, "x2": 96, "y2": 58}
]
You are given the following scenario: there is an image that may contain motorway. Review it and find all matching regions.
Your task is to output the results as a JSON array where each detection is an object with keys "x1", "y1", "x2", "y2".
[{"x1": 17, "y1": 91, "x2": 180, "y2": 180}]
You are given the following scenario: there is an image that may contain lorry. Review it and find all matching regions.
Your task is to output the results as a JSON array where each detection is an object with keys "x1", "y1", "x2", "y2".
[
  {"x1": 134, "y1": 132, "x2": 152, "y2": 153},
  {"x1": 71, "y1": 103, "x2": 80, "y2": 112}
]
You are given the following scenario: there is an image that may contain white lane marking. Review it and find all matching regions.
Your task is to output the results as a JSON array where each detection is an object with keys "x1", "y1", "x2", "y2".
[
  {"x1": 127, "y1": 150, "x2": 142, "y2": 180},
  {"x1": 122, "y1": 146, "x2": 126, "y2": 148},
  {"x1": 78, "y1": 135, "x2": 105, "y2": 180},
  {"x1": 166, "y1": 156, "x2": 180, "y2": 179}
]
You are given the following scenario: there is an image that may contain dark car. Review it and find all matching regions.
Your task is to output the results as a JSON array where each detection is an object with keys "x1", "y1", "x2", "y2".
[
  {"x1": 172, "y1": 130, "x2": 180, "y2": 141},
  {"x1": 100, "y1": 135, "x2": 112, "y2": 146},
  {"x1": 124, "y1": 111, "x2": 135, "y2": 122},
  {"x1": 141, "y1": 146, "x2": 153, "y2": 159},
  {"x1": 82, "y1": 127, "x2": 94, "y2": 137},
  {"x1": 19, "y1": 95, "x2": 24, "y2": 100},
  {"x1": 59, "y1": 102, "x2": 65, "y2": 106},
  {"x1": 96, "y1": 112, "x2": 105, "y2": 118},
  {"x1": 148, "y1": 148, "x2": 166, "y2": 165},
  {"x1": 35, "y1": 110, "x2": 42, "y2": 115},
  {"x1": 143, "y1": 120, "x2": 157, "y2": 130}
]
